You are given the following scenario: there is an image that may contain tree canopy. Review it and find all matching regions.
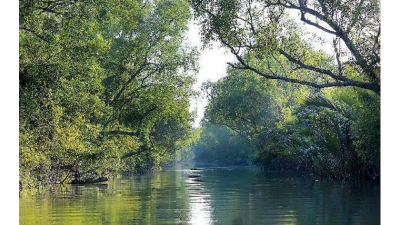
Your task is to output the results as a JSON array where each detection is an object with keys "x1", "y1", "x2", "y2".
[
  {"x1": 19, "y1": 0, "x2": 380, "y2": 189},
  {"x1": 191, "y1": 0, "x2": 380, "y2": 94},
  {"x1": 198, "y1": 55, "x2": 380, "y2": 178},
  {"x1": 19, "y1": 0, "x2": 198, "y2": 188}
]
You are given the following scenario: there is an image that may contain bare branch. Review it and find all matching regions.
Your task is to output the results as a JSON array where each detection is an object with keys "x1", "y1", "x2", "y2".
[
  {"x1": 300, "y1": 13, "x2": 337, "y2": 36},
  {"x1": 279, "y1": 49, "x2": 346, "y2": 81},
  {"x1": 333, "y1": 38, "x2": 343, "y2": 77}
]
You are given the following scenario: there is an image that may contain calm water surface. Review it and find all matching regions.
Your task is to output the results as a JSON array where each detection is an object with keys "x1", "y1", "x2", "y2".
[{"x1": 20, "y1": 164, "x2": 380, "y2": 225}]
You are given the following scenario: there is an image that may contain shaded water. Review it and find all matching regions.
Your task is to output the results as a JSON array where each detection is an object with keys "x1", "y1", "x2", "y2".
[{"x1": 20, "y1": 164, "x2": 380, "y2": 225}]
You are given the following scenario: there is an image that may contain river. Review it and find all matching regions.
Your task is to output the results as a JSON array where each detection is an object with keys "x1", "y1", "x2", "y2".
[{"x1": 19, "y1": 164, "x2": 380, "y2": 225}]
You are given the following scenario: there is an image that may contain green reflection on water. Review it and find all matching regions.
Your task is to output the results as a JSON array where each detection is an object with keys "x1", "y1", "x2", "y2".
[{"x1": 20, "y1": 165, "x2": 380, "y2": 225}]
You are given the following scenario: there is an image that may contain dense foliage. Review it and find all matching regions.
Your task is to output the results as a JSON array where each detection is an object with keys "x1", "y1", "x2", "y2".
[
  {"x1": 199, "y1": 67, "x2": 380, "y2": 179},
  {"x1": 20, "y1": 0, "x2": 380, "y2": 190},
  {"x1": 19, "y1": 0, "x2": 198, "y2": 188},
  {"x1": 189, "y1": 0, "x2": 380, "y2": 179},
  {"x1": 192, "y1": 124, "x2": 254, "y2": 164}
]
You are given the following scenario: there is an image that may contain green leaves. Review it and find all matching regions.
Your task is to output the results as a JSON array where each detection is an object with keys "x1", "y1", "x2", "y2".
[
  {"x1": 191, "y1": 0, "x2": 380, "y2": 93},
  {"x1": 198, "y1": 50, "x2": 379, "y2": 178},
  {"x1": 19, "y1": 0, "x2": 198, "y2": 188}
]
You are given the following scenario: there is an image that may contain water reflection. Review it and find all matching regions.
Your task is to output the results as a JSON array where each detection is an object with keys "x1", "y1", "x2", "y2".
[
  {"x1": 20, "y1": 165, "x2": 380, "y2": 225},
  {"x1": 187, "y1": 169, "x2": 214, "y2": 225}
]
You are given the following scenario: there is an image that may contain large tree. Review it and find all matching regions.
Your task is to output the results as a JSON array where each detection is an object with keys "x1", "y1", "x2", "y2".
[
  {"x1": 19, "y1": 0, "x2": 198, "y2": 187},
  {"x1": 191, "y1": 0, "x2": 380, "y2": 94}
]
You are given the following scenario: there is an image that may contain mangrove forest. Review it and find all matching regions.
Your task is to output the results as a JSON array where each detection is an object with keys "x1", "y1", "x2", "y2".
[{"x1": 19, "y1": 0, "x2": 381, "y2": 224}]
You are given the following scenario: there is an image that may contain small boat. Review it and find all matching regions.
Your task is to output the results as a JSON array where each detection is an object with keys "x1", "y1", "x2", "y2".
[{"x1": 188, "y1": 174, "x2": 201, "y2": 178}]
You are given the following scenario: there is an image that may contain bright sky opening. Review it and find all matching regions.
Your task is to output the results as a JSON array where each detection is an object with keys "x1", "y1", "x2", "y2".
[{"x1": 188, "y1": 21, "x2": 235, "y2": 128}]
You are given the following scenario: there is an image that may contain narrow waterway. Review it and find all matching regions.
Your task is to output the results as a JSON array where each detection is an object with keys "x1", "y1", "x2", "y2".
[{"x1": 20, "y1": 164, "x2": 380, "y2": 225}]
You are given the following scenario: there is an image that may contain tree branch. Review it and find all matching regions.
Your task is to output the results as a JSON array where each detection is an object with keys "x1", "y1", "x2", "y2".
[
  {"x1": 279, "y1": 49, "x2": 346, "y2": 81},
  {"x1": 19, "y1": 27, "x2": 50, "y2": 42},
  {"x1": 106, "y1": 130, "x2": 139, "y2": 137},
  {"x1": 121, "y1": 148, "x2": 148, "y2": 159},
  {"x1": 300, "y1": 13, "x2": 337, "y2": 36},
  {"x1": 268, "y1": 0, "x2": 378, "y2": 82}
]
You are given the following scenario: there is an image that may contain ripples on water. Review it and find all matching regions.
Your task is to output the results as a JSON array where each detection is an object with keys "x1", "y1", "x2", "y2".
[{"x1": 20, "y1": 164, "x2": 380, "y2": 225}]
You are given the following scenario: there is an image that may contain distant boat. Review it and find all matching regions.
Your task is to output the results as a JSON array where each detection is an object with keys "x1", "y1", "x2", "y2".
[{"x1": 188, "y1": 174, "x2": 201, "y2": 178}]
